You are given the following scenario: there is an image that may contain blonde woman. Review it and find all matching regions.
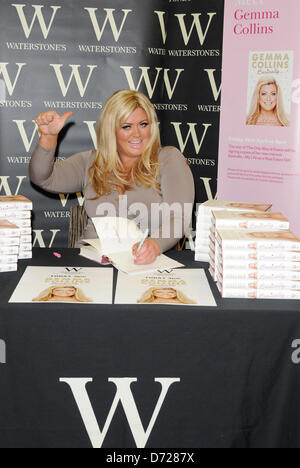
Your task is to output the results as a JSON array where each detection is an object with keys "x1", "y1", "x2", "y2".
[
  {"x1": 30, "y1": 90, "x2": 195, "y2": 265},
  {"x1": 32, "y1": 286, "x2": 92, "y2": 303},
  {"x1": 246, "y1": 77, "x2": 289, "y2": 127},
  {"x1": 137, "y1": 287, "x2": 197, "y2": 305}
]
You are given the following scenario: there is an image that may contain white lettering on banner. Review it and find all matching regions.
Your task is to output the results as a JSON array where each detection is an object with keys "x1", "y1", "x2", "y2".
[
  {"x1": 171, "y1": 122, "x2": 212, "y2": 154},
  {"x1": 154, "y1": 11, "x2": 217, "y2": 46},
  {"x1": 291, "y1": 340, "x2": 300, "y2": 364},
  {"x1": 84, "y1": 8, "x2": 132, "y2": 42},
  {"x1": 83, "y1": 121, "x2": 97, "y2": 149},
  {"x1": 0, "y1": 339, "x2": 6, "y2": 364},
  {"x1": 59, "y1": 193, "x2": 84, "y2": 208},
  {"x1": 154, "y1": 11, "x2": 167, "y2": 45},
  {"x1": 50, "y1": 65, "x2": 98, "y2": 98},
  {"x1": 11, "y1": 4, "x2": 61, "y2": 39},
  {"x1": 204, "y1": 69, "x2": 222, "y2": 101},
  {"x1": 6, "y1": 42, "x2": 66, "y2": 52},
  {"x1": 198, "y1": 104, "x2": 220, "y2": 113},
  {"x1": 0, "y1": 176, "x2": 27, "y2": 196},
  {"x1": 200, "y1": 177, "x2": 217, "y2": 201},
  {"x1": 0, "y1": 63, "x2": 26, "y2": 96},
  {"x1": 0, "y1": 78, "x2": 5, "y2": 100},
  {"x1": 120, "y1": 67, "x2": 184, "y2": 100},
  {"x1": 13, "y1": 120, "x2": 38, "y2": 152},
  {"x1": 176, "y1": 13, "x2": 217, "y2": 46},
  {"x1": 43, "y1": 101, "x2": 102, "y2": 110},
  {"x1": 44, "y1": 211, "x2": 70, "y2": 219},
  {"x1": 0, "y1": 100, "x2": 32, "y2": 108},
  {"x1": 7, "y1": 156, "x2": 31, "y2": 164},
  {"x1": 59, "y1": 377, "x2": 180, "y2": 449},
  {"x1": 32, "y1": 230, "x2": 60, "y2": 248}
]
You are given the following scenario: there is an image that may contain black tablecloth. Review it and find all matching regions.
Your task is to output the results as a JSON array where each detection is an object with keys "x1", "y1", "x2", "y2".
[{"x1": 0, "y1": 249, "x2": 300, "y2": 448}]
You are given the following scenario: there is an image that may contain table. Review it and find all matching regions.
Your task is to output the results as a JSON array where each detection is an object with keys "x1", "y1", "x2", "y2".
[{"x1": 0, "y1": 249, "x2": 300, "y2": 448}]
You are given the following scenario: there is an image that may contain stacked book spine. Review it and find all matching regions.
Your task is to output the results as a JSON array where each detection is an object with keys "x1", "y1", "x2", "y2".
[
  {"x1": 0, "y1": 220, "x2": 20, "y2": 272},
  {"x1": 209, "y1": 211, "x2": 290, "y2": 281},
  {"x1": 0, "y1": 196, "x2": 33, "y2": 262},
  {"x1": 215, "y1": 229, "x2": 300, "y2": 299},
  {"x1": 195, "y1": 200, "x2": 272, "y2": 263}
]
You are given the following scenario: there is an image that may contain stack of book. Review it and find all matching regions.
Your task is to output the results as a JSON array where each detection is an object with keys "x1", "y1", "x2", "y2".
[
  {"x1": 209, "y1": 211, "x2": 290, "y2": 280},
  {"x1": 195, "y1": 200, "x2": 272, "y2": 262},
  {"x1": 216, "y1": 229, "x2": 300, "y2": 299},
  {"x1": 0, "y1": 220, "x2": 20, "y2": 272},
  {"x1": 0, "y1": 196, "x2": 33, "y2": 260}
]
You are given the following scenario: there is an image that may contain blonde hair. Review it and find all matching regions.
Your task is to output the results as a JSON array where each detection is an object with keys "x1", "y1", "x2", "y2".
[
  {"x1": 246, "y1": 77, "x2": 289, "y2": 126},
  {"x1": 32, "y1": 286, "x2": 93, "y2": 302},
  {"x1": 137, "y1": 287, "x2": 197, "y2": 305},
  {"x1": 89, "y1": 89, "x2": 161, "y2": 197}
]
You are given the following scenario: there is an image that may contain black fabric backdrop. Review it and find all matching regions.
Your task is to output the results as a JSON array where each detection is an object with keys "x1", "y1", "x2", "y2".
[{"x1": 0, "y1": 0, "x2": 224, "y2": 247}]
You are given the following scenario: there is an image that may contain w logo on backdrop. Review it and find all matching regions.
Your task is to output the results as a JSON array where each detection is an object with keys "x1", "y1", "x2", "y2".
[
  {"x1": 205, "y1": 69, "x2": 222, "y2": 102},
  {"x1": 11, "y1": 4, "x2": 61, "y2": 39},
  {"x1": 154, "y1": 11, "x2": 217, "y2": 46},
  {"x1": 50, "y1": 65, "x2": 98, "y2": 98},
  {"x1": 0, "y1": 63, "x2": 26, "y2": 96},
  {"x1": 171, "y1": 122, "x2": 212, "y2": 154},
  {"x1": 85, "y1": 8, "x2": 132, "y2": 42},
  {"x1": 13, "y1": 120, "x2": 38, "y2": 152},
  {"x1": 0, "y1": 176, "x2": 27, "y2": 197},
  {"x1": 121, "y1": 67, "x2": 184, "y2": 100}
]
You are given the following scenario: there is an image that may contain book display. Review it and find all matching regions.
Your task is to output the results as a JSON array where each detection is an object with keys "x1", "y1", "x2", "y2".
[
  {"x1": 195, "y1": 200, "x2": 272, "y2": 263},
  {"x1": 209, "y1": 211, "x2": 290, "y2": 281},
  {"x1": 0, "y1": 220, "x2": 20, "y2": 272},
  {"x1": 215, "y1": 229, "x2": 300, "y2": 299},
  {"x1": 0, "y1": 196, "x2": 33, "y2": 263}
]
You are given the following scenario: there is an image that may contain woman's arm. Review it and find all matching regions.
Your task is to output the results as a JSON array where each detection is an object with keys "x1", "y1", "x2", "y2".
[
  {"x1": 29, "y1": 144, "x2": 89, "y2": 194},
  {"x1": 29, "y1": 111, "x2": 87, "y2": 194}
]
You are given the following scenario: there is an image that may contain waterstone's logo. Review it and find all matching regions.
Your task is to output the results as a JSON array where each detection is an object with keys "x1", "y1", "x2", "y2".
[{"x1": 59, "y1": 377, "x2": 180, "y2": 448}]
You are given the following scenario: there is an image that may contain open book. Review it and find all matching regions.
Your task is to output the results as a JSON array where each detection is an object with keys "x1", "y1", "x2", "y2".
[{"x1": 79, "y1": 217, "x2": 184, "y2": 275}]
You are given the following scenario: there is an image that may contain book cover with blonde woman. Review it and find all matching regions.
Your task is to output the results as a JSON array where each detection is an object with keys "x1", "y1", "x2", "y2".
[
  {"x1": 246, "y1": 50, "x2": 294, "y2": 127},
  {"x1": 115, "y1": 269, "x2": 216, "y2": 307},
  {"x1": 9, "y1": 266, "x2": 113, "y2": 304}
]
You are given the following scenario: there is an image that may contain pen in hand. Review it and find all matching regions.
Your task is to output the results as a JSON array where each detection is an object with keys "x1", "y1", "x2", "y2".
[{"x1": 134, "y1": 229, "x2": 149, "y2": 260}]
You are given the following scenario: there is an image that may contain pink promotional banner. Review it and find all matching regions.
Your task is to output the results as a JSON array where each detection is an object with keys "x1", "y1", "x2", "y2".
[{"x1": 217, "y1": 0, "x2": 300, "y2": 235}]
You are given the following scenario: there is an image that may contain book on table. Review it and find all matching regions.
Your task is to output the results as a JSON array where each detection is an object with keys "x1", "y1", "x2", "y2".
[
  {"x1": 80, "y1": 217, "x2": 184, "y2": 275},
  {"x1": 195, "y1": 200, "x2": 272, "y2": 262},
  {"x1": 0, "y1": 220, "x2": 20, "y2": 273},
  {"x1": 9, "y1": 266, "x2": 114, "y2": 304},
  {"x1": 0, "y1": 196, "x2": 33, "y2": 260},
  {"x1": 115, "y1": 268, "x2": 217, "y2": 307}
]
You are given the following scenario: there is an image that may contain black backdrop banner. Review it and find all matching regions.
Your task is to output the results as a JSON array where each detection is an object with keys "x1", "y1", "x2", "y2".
[{"x1": 0, "y1": 0, "x2": 224, "y2": 248}]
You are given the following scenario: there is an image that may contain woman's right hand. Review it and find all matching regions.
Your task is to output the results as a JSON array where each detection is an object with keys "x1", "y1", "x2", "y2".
[{"x1": 35, "y1": 111, "x2": 73, "y2": 137}]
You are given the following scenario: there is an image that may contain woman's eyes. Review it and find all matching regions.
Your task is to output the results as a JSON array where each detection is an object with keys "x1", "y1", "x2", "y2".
[{"x1": 121, "y1": 122, "x2": 149, "y2": 130}]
